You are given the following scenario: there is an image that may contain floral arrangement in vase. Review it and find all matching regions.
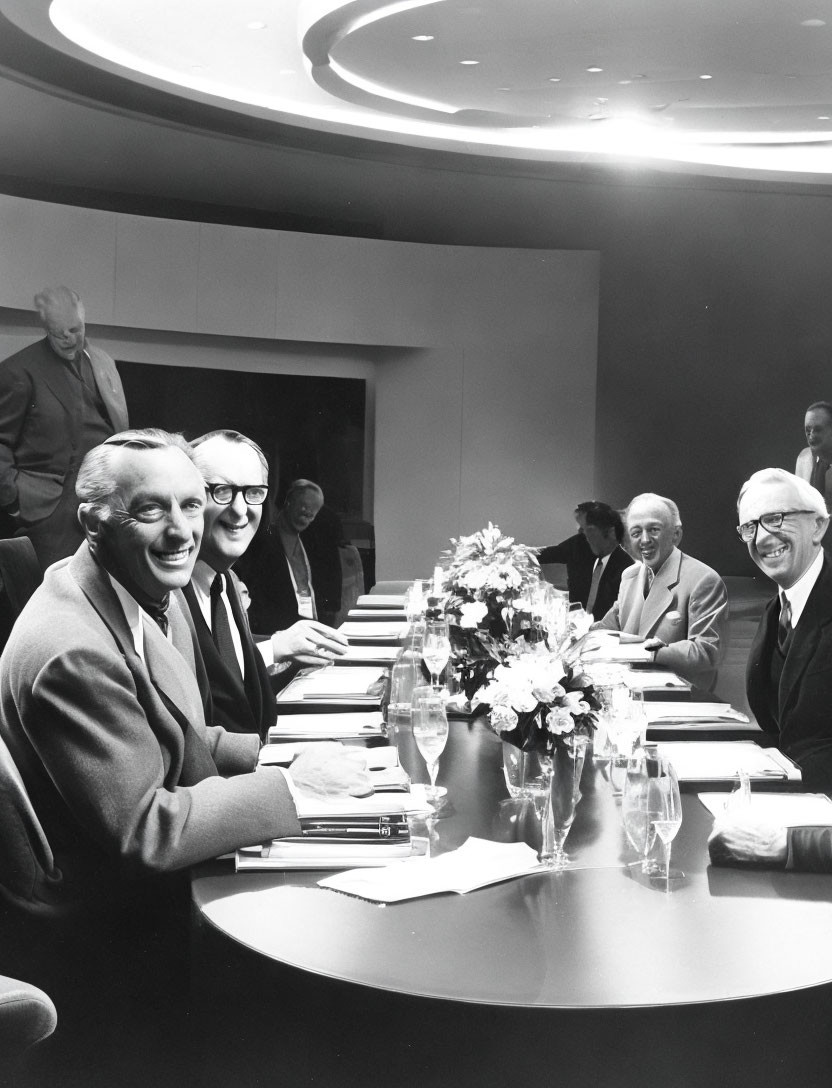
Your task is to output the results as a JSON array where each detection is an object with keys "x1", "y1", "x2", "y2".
[
  {"x1": 440, "y1": 523, "x2": 542, "y2": 695},
  {"x1": 471, "y1": 642, "x2": 600, "y2": 754}
]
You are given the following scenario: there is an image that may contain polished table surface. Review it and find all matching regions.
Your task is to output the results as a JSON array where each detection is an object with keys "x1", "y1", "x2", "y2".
[{"x1": 192, "y1": 718, "x2": 832, "y2": 1010}]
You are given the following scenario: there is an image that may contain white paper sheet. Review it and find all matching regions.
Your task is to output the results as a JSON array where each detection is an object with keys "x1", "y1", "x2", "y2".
[
  {"x1": 698, "y1": 792, "x2": 832, "y2": 824},
  {"x1": 268, "y1": 710, "x2": 386, "y2": 739},
  {"x1": 656, "y1": 741, "x2": 798, "y2": 781},
  {"x1": 318, "y1": 837, "x2": 543, "y2": 903},
  {"x1": 356, "y1": 594, "x2": 408, "y2": 608},
  {"x1": 339, "y1": 621, "x2": 407, "y2": 640},
  {"x1": 645, "y1": 702, "x2": 750, "y2": 724},
  {"x1": 623, "y1": 671, "x2": 690, "y2": 691}
]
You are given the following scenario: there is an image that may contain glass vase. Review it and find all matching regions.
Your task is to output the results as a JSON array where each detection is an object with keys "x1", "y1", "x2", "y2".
[
  {"x1": 502, "y1": 742, "x2": 548, "y2": 799},
  {"x1": 540, "y1": 734, "x2": 589, "y2": 870}
]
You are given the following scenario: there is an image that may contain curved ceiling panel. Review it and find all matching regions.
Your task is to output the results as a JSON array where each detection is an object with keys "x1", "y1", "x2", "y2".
[{"x1": 4, "y1": 0, "x2": 832, "y2": 176}]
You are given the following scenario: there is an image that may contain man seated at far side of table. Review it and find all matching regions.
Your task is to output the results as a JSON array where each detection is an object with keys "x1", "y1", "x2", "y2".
[
  {"x1": 0, "y1": 428, "x2": 371, "y2": 913},
  {"x1": 708, "y1": 468, "x2": 832, "y2": 873},
  {"x1": 538, "y1": 500, "x2": 632, "y2": 616},
  {"x1": 182, "y1": 430, "x2": 349, "y2": 741},
  {"x1": 590, "y1": 492, "x2": 728, "y2": 690}
]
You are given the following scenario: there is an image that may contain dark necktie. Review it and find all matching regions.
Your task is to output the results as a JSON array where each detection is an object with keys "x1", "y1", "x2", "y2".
[
  {"x1": 777, "y1": 593, "x2": 792, "y2": 655},
  {"x1": 810, "y1": 457, "x2": 830, "y2": 497},
  {"x1": 586, "y1": 559, "x2": 603, "y2": 615},
  {"x1": 211, "y1": 573, "x2": 241, "y2": 677},
  {"x1": 144, "y1": 597, "x2": 169, "y2": 637}
]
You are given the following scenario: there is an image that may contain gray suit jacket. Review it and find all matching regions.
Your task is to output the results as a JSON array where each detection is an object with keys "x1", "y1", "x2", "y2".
[
  {"x1": 0, "y1": 545, "x2": 299, "y2": 909},
  {"x1": 594, "y1": 547, "x2": 728, "y2": 688}
]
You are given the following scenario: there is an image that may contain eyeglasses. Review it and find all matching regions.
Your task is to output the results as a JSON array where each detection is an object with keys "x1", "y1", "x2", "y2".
[
  {"x1": 205, "y1": 483, "x2": 268, "y2": 506},
  {"x1": 736, "y1": 510, "x2": 816, "y2": 542}
]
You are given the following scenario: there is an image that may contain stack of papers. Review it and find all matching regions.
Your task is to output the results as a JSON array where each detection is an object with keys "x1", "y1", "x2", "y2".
[
  {"x1": 356, "y1": 594, "x2": 408, "y2": 609},
  {"x1": 236, "y1": 794, "x2": 413, "y2": 871},
  {"x1": 275, "y1": 667, "x2": 388, "y2": 710},
  {"x1": 347, "y1": 608, "x2": 407, "y2": 620},
  {"x1": 259, "y1": 742, "x2": 410, "y2": 792},
  {"x1": 699, "y1": 792, "x2": 832, "y2": 824},
  {"x1": 339, "y1": 644, "x2": 400, "y2": 664},
  {"x1": 656, "y1": 741, "x2": 801, "y2": 788},
  {"x1": 645, "y1": 702, "x2": 750, "y2": 726},
  {"x1": 268, "y1": 710, "x2": 386, "y2": 741},
  {"x1": 623, "y1": 671, "x2": 690, "y2": 693},
  {"x1": 339, "y1": 620, "x2": 407, "y2": 642},
  {"x1": 582, "y1": 633, "x2": 655, "y2": 664},
  {"x1": 318, "y1": 838, "x2": 543, "y2": 903}
]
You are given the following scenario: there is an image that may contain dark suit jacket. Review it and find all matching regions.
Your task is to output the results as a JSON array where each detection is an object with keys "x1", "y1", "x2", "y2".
[
  {"x1": 538, "y1": 533, "x2": 594, "y2": 606},
  {"x1": 587, "y1": 545, "x2": 635, "y2": 621},
  {"x1": 0, "y1": 338, "x2": 128, "y2": 521},
  {"x1": 747, "y1": 557, "x2": 832, "y2": 792},
  {"x1": 180, "y1": 572, "x2": 277, "y2": 741},
  {"x1": 0, "y1": 545, "x2": 298, "y2": 909},
  {"x1": 236, "y1": 523, "x2": 331, "y2": 636}
]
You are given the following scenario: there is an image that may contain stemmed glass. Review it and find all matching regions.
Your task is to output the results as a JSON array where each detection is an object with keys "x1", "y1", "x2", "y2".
[
  {"x1": 622, "y1": 746, "x2": 659, "y2": 873},
  {"x1": 411, "y1": 691, "x2": 449, "y2": 806},
  {"x1": 423, "y1": 618, "x2": 451, "y2": 692},
  {"x1": 651, "y1": 755, "x2": 683, "y2": 888}
]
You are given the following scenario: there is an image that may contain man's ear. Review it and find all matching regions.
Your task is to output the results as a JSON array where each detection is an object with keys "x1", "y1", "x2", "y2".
[
  {"x1": 78, "y1": 502, "x2": 104, "y2": 544},
  {"x1": 672, "y1": 523, "x2": 683, "y2": 547},
  {"x1": 811, "y1": 515, "x2": 829, "y2": 547}
]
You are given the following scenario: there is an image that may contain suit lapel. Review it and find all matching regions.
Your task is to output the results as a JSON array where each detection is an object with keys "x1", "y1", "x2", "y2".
[
  {"x1": 86, "y1": 346, "x2": 128, "y2": 431},
  {"x1": 780, "y1": 561, "x2": 832, "y2": 721},
  {"x1": 226, "y1": 572, "x2": 265, "y2": 728},
  {"x1": 639, "y1": 548, "x2": 681, "y2": 637}
]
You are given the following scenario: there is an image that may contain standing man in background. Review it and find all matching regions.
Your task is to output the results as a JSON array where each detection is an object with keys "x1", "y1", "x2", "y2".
[
  {"x1": 0, "y1": 286, "x2": 128, "y2": 568},
  {"x1": 796, "y1": 400, "x2": 832, "y2": 552}
]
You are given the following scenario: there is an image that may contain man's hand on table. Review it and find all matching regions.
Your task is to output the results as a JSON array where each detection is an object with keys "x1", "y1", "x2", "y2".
[
  {"x1": 271, "y1": 620, "x2": 349, "y2": 666},
  {"x1": 289, "y1": 742, "x2": 374, "y2": 798},
  {"x1": 708, "y1": 817, "x2": 788, "y2": 867}
]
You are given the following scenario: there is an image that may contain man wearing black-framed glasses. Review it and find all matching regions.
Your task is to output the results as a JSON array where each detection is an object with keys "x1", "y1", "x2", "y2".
[
  {"x1": 738, "y1": 468, "x2": 832, "y2": 791},
  {"x1": 181, "y1": 430, "x2": 347, "y2": 740},
  {"x1": 708, "y1": 467, "x2": 832, "y2": 869}
]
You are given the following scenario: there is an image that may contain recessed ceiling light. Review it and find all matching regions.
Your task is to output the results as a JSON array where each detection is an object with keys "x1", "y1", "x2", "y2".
[
  {"x1": 246, "y1": 21, "x2": 268, "y2": 30},
  {"x1": 618, "y1": 79, "x2": 632, "y2": 85},
  {"x1": 586, "y1": 66, "x2": 603, "y2": 73},
  {"x1": 819, "y1": 115, "x2": 830, "y2": 120},
  {"x1": 460, "y1": 59, "x2": 479, "y2": 65},
  {"x1": 498, "y1": 86, "x2": 512, "y2": 92},
  {"x1": 801, "y1": 19, "x2": 826, "y2": 26},
  {"x1": 548, "y1": 77, "x2": 561, "y2": 83},
  {"x1": 412, "y1": 35, "x2": 434, "y2": 41},
  {"x1": 699, "y1": 74, "x2": 713, "y2": 80}
]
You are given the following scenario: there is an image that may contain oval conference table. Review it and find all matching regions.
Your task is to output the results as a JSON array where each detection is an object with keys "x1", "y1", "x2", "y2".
[{"x1": 191, "y1": 716, "x2": 832, "y2": 1088}]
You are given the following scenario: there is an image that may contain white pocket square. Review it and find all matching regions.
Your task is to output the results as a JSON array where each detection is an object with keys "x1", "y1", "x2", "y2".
[{"x1": 665, "y1": 610, "x2": 682, "y2": 625}]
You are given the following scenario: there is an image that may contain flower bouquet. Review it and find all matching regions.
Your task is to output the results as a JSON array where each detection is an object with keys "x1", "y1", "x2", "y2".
[{"x1": 441, "y1": 523, "x2": 542, "y2": 697}]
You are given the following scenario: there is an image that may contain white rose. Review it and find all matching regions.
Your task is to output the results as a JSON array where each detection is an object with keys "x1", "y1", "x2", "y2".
[
  {"x1": 459, "y1": 601, "x2": 489, "y2": 628},
  {"x1": 546, "y1": 708, "x2": 575, "y2": 736},
  {"x1": 490, "y1": 705, "x2": 519, "y2": 733}
]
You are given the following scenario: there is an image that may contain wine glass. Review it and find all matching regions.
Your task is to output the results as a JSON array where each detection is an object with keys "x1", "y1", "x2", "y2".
[
  {"x1": 621, "y1": 747, "x2": 659, "y2": 873},
  {"x1": 412, "y1": 692, "x2": 449, "y2": 806},
  {"x1": 423, "y1": 618, "x2": 451, "y2": 692},
  {"x1": 651, "y1": 755, "x2": 683, "y2": 888}
]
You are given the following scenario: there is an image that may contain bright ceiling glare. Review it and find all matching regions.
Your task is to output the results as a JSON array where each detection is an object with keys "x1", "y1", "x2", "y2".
[{"x1": 42, "y1": 0, "x2": 832, "y2": 178}]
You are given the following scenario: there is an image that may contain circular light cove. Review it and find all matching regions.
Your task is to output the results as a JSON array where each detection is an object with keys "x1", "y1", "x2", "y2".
[
  {"x1": 412, "y1": 34, "x2": 434, "y2": 41},
  {"x1": 460, "y1": 59, "x2": 479, "y2": 65},
  {"x1": 700, "y1": 74, "x2": 713, "y2": 79},
  {"x1": 548, "y1": 77, "x2": 561, "y2": 83},
  {"x1": 586, "y1": 66, "x2": 603, "y2": 73}
]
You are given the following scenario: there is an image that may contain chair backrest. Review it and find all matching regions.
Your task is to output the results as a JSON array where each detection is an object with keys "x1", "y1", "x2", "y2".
[
  {"x1": 0, "y1": 538, "x2": 42, "y2": 652},
  {"x1": 0, "y1": 732, "x2": 63, "y2": 913},
  {"x1": 0, "y1": 973, "x2": 57, "y2": 1059}
]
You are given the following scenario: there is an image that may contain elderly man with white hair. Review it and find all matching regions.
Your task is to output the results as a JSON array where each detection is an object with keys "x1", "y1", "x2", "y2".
[
  {"x1": 710, "y1": 468, "x2": 832, "y2": 869},
  {"x1": 0, "y1": 285, "x2": 128, "y2": 566},
  {"x1": 592, "y1": 492, "x2": 728, "y2": 689}
]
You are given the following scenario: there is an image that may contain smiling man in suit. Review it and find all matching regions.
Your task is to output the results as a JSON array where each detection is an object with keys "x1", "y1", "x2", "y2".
[
  {"x1": 592, "y1": 492, "x2": 728, "y2": 689},
  {"x1": 0, "y1": 286, "x2": 129, "y2": 567},
  {"x1": 184, "y1": 430, "x2": 348, "y2": 740},
  {"x1": 0, "y1": 429, "x2": 368, "y2": 910}
]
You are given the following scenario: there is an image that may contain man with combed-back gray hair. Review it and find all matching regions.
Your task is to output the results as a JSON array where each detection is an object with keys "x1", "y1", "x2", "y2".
[
  {"x1": 591, "y1": 491, "x2": 728, "y2": 689},
  {"x1": 0, "y1": 428, "x2": 371, "y2": 912},
  {"x1": 0, "y1": 285, "x2": 128, "y2": 567}
]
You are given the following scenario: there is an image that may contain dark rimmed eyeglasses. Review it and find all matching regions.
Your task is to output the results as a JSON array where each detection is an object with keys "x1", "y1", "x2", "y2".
[
  {"x1": 736, "y1": 510, "x2": 816, "y2": 542},
  {"x1": 205, "y1": 483, "x2": 268, "y2": 506}
]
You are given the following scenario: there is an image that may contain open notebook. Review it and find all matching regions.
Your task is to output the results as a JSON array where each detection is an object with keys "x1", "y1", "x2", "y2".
[{"x1": 657, "y1": 741, "x2": 801, "y2": 790}]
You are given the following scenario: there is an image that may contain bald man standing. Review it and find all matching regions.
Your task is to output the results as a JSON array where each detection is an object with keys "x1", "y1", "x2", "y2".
[{"x1": 0, "y1": 286, "x2": 128, "y2": 567}]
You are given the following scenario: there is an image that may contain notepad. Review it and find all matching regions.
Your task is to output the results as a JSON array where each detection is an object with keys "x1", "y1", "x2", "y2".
[
  {"x1": 623, "y1": 671, "x2": 691, "y2": 692},
  {"x1": 347, "y1": 608, "x2": 408, "y2": 620},
  {"x1": 340, "y1": 644, "x2": 400, "y2": 663},
  {"x1": 582, "y1": 633, "x2": 654, "y2": 664},
  {"x1": 275, "y1": 667, "x2": 387, "y2": 707},
  {"x1": 645, "y1": 702, "x2": 750, "y2": 725}
]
